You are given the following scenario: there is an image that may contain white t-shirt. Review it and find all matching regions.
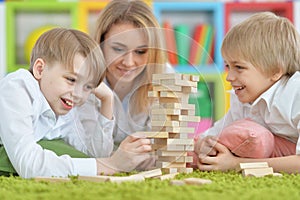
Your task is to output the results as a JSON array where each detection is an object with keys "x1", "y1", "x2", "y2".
[{"x1": 0, "y1": 69, "x2": 114, "y2": 178}]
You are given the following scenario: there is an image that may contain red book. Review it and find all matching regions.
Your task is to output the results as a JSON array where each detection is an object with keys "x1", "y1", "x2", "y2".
[{"x1": 163, "y1": 21, "x2": 178, "y2": 65}]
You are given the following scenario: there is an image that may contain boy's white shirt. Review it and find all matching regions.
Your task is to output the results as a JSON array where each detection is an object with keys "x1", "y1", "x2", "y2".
[
  {"x1": 201, "y1": 71, "x2": 300, "y2": 154},
  {"x1": 0, "y1": 69, "x2": 114, "y2": 178}
]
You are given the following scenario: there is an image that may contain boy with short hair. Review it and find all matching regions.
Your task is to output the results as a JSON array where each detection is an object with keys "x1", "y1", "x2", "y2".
[
  {"x1": 195, "y1": 12, "x2": 300, "y2": 173},
  {"x1": 0, "y1": 28, "x2": 152, "y2": 178}
]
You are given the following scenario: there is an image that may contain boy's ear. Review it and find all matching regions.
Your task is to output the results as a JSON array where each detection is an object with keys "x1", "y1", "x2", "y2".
[
  {"x1": 271, "y1": 68, "x2": 283, "y2": 82},
  {"x1": 32, "y1": 58, "x2": 46, "y2": 80}
]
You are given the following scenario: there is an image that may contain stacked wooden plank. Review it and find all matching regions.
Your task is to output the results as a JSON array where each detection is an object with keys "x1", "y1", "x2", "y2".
[{"x1": 136, "y1": 73, "x2": 200, "y2": 174}]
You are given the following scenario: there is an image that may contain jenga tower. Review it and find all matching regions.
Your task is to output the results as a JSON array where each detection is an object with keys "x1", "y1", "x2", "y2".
[{"x1": 136, "y1": 73, "x2": 200, "y2": 174}]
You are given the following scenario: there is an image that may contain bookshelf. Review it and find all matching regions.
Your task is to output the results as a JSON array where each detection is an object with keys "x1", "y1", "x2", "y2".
[
  {"x1": 225, "y1": 2, "x2": 293, "y2": 32},
  {"x1": 153, "y1": 2, "x2": 225, "y2": 129},
  {"x1": 1, "y1": 0, "x2": 296, "y2": 133},
  {"x1": 77, "y1": 1, "x2": 108, "y2": 34},
  {"x1": 6, "y1": 1, "x2": 79, "y2": 73}
]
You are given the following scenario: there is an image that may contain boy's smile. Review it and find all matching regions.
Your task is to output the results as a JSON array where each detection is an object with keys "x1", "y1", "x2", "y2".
[{"x1": 225, "y1": 59, "x2": 281, "y2": 104}]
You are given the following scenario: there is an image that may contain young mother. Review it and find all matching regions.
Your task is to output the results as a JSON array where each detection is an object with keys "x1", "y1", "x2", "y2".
[{"x1": 94, "y1": 0, "x2": 170, "y2": 152}]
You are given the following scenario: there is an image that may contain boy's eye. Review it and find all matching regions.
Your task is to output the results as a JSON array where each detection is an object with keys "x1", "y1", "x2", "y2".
[
  {"x1": 236, "y1": 65, "x2": 244, "y2": 70},
  {"x1": 66, "y1": 77, "x2": 76, "y2": 83}
]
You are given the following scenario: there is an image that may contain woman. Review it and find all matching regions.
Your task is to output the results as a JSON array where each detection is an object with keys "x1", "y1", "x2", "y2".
[{"x1": 94, "y1": 0, "x2": 170, "y2": 150}]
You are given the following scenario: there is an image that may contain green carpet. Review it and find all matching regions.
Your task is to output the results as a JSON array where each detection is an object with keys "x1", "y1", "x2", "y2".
[{"x1": 1, "y1": 170, "x2": 299, "y2": 200}]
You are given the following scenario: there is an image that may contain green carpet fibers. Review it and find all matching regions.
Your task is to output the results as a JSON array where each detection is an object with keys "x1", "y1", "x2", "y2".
[{"x1": 1, "y1": 170, "x2": 300, "y2": 200}]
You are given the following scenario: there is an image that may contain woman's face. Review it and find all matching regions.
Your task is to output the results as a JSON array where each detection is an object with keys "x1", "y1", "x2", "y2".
[{"x1": 102, "y1": 22, "x2": 149, "y2": 84}]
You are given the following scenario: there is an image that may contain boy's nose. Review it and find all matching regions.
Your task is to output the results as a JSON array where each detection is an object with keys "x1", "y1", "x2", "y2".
[{"x1": 226, "y1": 70, "x2": 235, "y2": 82}]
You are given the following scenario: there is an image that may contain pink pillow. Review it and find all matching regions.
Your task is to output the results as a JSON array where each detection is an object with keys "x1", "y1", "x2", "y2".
[{"x1": 218, "y1": 119, "x2": 274, "y2": 158}]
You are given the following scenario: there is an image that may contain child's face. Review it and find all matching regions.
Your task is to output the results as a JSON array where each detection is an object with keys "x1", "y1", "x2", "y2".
[
  {"x1": 102, "y1": 22, "x2": 148, "y2": 84},
  {"x1": 225, "y1": 59, "x2": 280, "y2": 104},
  {"x1": 33, "y1": 54, "x2": 94, "y2": 116}
]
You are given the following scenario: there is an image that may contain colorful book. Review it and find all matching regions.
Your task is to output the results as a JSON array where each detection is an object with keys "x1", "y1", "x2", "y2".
[
  {"x1": 195, "y1": 24, "x2": 208, "y2": 65},
  {"x1": 188, "y1": 24, "x2": 204, "y2": 66},
  {"x1": 199, "y1": 25, "x2": 214, "y2": 65},
  {"x1": 163, "y1": 21, "x2": 178, "y2": 65},
  {"x1": 174, "y1": 24, "x2": 190, "y2": 65}
]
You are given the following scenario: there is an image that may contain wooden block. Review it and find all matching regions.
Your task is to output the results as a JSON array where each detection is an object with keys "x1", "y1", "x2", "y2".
[
  {"x1": 151, "y1": 109, "x2": 180, "y2": 115},
  {"x1": 138, "y1": 168, "x2": 162, "y2": 178},
  {"x1": 242, "y1": 167, "x2": 274, "y2": 177},
  {"x1": 171, "y1": 115, "x2": 201, "y2": 122},
  {"x1": 155, "y1": 161, "x2": 187, "y2": 168},
  {"x1": 184, "y1": 178, "x2": 212, "y2": 185},
  {"x1": 157, "y1": 150, "x2": 187, "y2": 157},
  {"x1": 177, "y1": 167, "x2": 193, "y2": 174},
  {"x1": 153, "y1": 85, "x2": 182, "y2": 92},
  {"x1": 108, "y1": 175, "x2": 145, "y2": 183},
  {"x1": 151, "y1": 114, "x2": 171, "y2": 121},
  {"x1": 152, "y1": 144, "x2": 184, "y2": 151},
  {"x1": 133, "y1": 131, "x2": 169, "y2": 138},
  {"x1": 158, "y1": 156, "x2": 193, "y2": 163},
  {"x1": 155, "y1": 172, "x2": 179, "y2": 180},
  {"x1": 148, "y1": 91, "x2": 159, "y2": 97},
  {"x1": 182, "y1": 74, "x2": 200, "y2": 82},
  {"x1": 239, "y1": 162, "x2": 269, "y2": 170},
  {"x1": 158, "y1": 97, "x2": 180, "y2": 103},
  {"x1": 160, "y1": 79, "x2": 198, "y2": 87},
  {"x1": 34, "y1": 177, "x2": 71, "y2": 183},
  {"x1": 273, "y1": 172, "x2": 283, "y2": 177},
  {"x1": 151, "y1": 120, "x2": 180, "y2": 127},
  {"x1": 170, "y1": 180, "x2": 186, "y2": 186},
  {"x1": 160, "y1": 102, "x2": 182, "y2": 109},
  {"x1": 167, "y1": 138, "x2": 194, "y2": 145},
  {"x1": 181, "y1": 109, "x2": 196, "y2": 115},
  {"x1": 78, "y1": 175, "x2": 110, "y2": 182},
  {"x1": 160, "y1": 91, "x2": 183, "y2": 98},
  {"x1": 182, "y1": 86, "x2": 198, "y2": 93},
  {"x1": 169, "y1": 133, "x2": 189, "y2": 139},
  {"x1": 162, "y1": 167, "x2": 178, "y2": 174},
  {"x1": 152, "y1": 73, "x2": 182, "y2": 80},
  {"x1": 166, "y1": 127, "x2": 195, "y2": 133}
]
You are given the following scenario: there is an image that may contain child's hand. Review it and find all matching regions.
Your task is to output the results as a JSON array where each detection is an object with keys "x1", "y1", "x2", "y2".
[
  {"x1": 93, "y1": 82, "x2": 113, "y2": 119},
  {"x1": 197, "y1": 140, "x2": 239, "y2": 172},
  {"x1": 93, "y1": 82, "x2": 113, "y2": 102},
  {"x1": 98, "y1": 135, "x2": 152, "y2": 173},
  {"x1": 194, "y1": 136, "x2": 218, "y2": 157}
]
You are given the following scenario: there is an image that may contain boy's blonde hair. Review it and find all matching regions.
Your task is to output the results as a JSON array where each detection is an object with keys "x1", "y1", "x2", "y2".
[
  {"x1": 221, "y1": 12, "x2": 300, "y2": 77},
  {"x1": 94, "y1": 0, "x2": 168, "y2": 113},
  {"x1": 29, "y1": 27, "x2": 106, "y2": 87}
]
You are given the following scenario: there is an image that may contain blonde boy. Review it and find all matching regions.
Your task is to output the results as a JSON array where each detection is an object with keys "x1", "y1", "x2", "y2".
[{"x1": 195, "y1": 12, "x2": 300, "y2": 173}]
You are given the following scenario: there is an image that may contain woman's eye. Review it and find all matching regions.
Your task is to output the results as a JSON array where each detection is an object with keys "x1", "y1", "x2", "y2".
[
  {"x1": 112, "y1": 47, "x2": 124, "y2": 53},
  {"x1": 85, "y1": 85, "x2": 94, "y2": 90},
  {"x1": 135, "y1": 49, "x2": 147, "y2": 55}
]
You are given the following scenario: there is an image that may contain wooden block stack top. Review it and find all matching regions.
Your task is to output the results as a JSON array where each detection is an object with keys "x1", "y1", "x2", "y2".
[{"x1": 136, "y1": 73, "x2": 200, "y2": 174}]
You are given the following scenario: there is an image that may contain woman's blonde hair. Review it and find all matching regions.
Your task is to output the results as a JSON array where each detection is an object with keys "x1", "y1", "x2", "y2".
[
  {"x1": 29, "y1": 27, "x2": 106, "y2": 87},
  {"x1": 222, "y1": 12, "x2": 300, "y2": 77},
  {"x1": 94, "y1": 0, "x2": 168, "y2": 113}
]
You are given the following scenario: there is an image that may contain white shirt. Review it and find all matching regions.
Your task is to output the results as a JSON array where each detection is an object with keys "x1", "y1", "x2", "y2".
[
  {"x1": 104, "y1": 75, "x2": 151, "y2": 149},
  {"x1": 201, "y1": 72, "x2": 300, "y2": 154},
  {"x1": 0, "y1": 69, "x2": 114, "y2": 178}
]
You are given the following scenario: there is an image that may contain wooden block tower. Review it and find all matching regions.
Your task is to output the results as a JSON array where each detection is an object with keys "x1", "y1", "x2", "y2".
[{"x1": 136, "y1": 73, "x2": 200, "y2": 174}]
